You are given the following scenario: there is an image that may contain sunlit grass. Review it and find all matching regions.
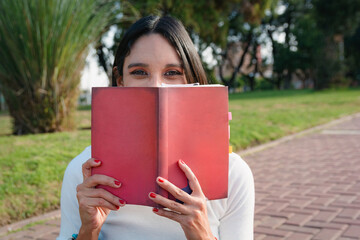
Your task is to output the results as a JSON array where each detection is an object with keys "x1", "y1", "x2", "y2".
[{"x1": 229, "y1": 89, "x2": 360, "y2": 149}]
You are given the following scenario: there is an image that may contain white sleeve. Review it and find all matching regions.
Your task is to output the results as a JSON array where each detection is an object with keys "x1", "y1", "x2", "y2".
[
  {"x1": 219, "y1": 153, "x2": 255, "y2": 240},
  {"x1": 56, "y1": 147, "x2": 91, "y2": 240}
]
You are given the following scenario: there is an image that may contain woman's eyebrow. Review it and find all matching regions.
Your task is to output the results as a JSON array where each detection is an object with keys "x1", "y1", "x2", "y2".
[
  {"x1": 165, "y1": 63, "x2": 183, "y2": 68},
  {"x1": 127, "y1": 63, "x2": 149, "y2": 68}
]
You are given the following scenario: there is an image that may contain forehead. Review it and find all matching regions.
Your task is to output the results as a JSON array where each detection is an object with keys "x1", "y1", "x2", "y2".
[{"x1": 124, "y1": 33, "x2": 181, "y2": 66}]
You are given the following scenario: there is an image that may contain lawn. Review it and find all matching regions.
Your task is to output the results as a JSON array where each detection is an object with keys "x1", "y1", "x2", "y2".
[{"x1": 0, "y1": 88, "x2": 359, "y2": 225}]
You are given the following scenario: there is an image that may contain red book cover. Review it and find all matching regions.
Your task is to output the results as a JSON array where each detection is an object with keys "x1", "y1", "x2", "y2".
[{"x1": 91, "y1": 86, "x2": 229, "y2": 207}]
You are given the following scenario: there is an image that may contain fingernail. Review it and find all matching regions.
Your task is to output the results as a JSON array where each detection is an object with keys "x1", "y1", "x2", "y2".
[
  {"x1": 116, "y1": 205, "x2": 120, "y2": 210},
  {"x1": 158, "y1": 177, "x2": 164, "y2": 183},
  {"x1": 114, "y1": 180, "x2": 121, "y2": 186},
  {"x1": 153, "y1": 208, "x2": 159, "y2": 213},
  {"x1": 179, "y1": 159, "x2": 185, "y2": 165},
  {"x1": 119, "y1": 199, "x2": 126, "y2": 205},
  {"x1": 94, "y1": 159, "x2": 101, "y2": 163},
  {"x1": 149, "y1": 192, "x2": 156, "y2": 198}
]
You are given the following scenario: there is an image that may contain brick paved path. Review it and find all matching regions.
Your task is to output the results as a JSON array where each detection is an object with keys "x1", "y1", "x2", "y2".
[
  {"x1": 1, "y1": 114, "x2": 359, "y2": 239},
  {"x1": 244, "y1": 114, "x2": 360, "y2": 240}
]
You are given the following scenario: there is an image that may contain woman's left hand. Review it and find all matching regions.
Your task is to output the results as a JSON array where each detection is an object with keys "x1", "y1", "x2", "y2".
[{"x1": 148, "y1": 160, "x2": 215, "y2": 240}]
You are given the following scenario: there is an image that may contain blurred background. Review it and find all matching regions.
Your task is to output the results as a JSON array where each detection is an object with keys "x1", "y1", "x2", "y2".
[
  {"x1": 0, "y1": 0, "x2": 359, "y2": 229},
  {"x1": 1, "y1": 0, "x2": 360, "y2": 134}
]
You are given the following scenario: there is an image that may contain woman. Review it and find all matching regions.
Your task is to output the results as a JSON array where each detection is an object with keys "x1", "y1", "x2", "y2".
[{"x1": 57, "y1": 15, "x2": 254, "y2": 240}]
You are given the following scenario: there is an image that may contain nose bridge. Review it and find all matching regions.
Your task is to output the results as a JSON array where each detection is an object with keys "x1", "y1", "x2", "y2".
[{"x1": 149, "y1": 73, "x2": 162, "y2": 87}]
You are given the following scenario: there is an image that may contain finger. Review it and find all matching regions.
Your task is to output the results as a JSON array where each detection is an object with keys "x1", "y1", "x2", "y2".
[
  {"x1": 82, "y1": 158, "x2": 101, "y2": 180},
  {"x1": 79, "y1": 197, "x2": 119, "y2": 211},
  {"x1": 156, "y1": 177, "x2": 193, "y2": 204},
  {"x1": 148, "y1": 192, "x2": 190, "y2": 214},
  {"x1": 82, "y1": 174, "x2": 122, "y2": 189},
  {"x1": 152, "y1": 207, "x2": 183, "y2": 223},
  {"x1": 178, "y1": 160, "x2": 203, "y2": 196},
  {"x1": 82, "y1": 188, "x2": 126, "y2": 207}
]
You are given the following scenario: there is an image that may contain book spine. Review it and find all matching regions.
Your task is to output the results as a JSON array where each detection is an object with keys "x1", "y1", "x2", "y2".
[{"x1": 157, "y1": 88, "x2": 169, "y2": 198}]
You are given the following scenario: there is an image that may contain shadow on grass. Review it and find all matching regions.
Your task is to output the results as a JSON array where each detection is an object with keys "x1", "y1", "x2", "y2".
[
  {"x1": 77, "y1": 105, "x2": 91, "y2": 111},
  {"x1": 79, "y1": 126, "x2": 91, "y2": 130},
  {"x1": 229, "y1": 87, "x2": 360, "y2": 101},
  {"x1": 229, "y1": 89, "x2": 314, "y2": 100}
]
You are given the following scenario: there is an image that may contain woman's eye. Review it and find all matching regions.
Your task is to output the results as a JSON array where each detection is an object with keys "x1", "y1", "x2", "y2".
[
  {"x1": 130, "y1": 70, "x2": 147, "y2": 75},
  {"x1": 164, "y1": 70, "x2": 182, "y2": 76}
]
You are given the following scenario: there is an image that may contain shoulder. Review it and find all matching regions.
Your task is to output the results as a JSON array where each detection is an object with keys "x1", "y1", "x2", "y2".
[
  {"x1": 58, "y1": 146, "x2": 91, "y2": 239},
  {"x1": 63, "y1": 146, "x2": 92, "y2": 183},
  {"x1": 227, "y1": 152, "x2": 254, "y2": 207},
  {"x1": 228, "y1": 152, "x2": 254, "y2": 185}
]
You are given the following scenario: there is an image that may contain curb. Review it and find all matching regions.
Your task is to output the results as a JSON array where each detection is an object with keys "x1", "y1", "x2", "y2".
[
  {"x1": 238, "y1": 112, "x2": 360, "y2": 157},
  {"x1": 0, "y1": 210, "x2": 61, "y2": 236}
]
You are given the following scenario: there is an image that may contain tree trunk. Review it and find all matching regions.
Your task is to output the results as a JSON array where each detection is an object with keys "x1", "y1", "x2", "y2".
[{"x1": 228, "y1": 30, "x2": 253, "y2": 90}]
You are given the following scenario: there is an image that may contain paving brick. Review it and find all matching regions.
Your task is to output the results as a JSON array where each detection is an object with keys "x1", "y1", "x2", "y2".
[
  {"x1": 304, "y1": 221, "x2": 348, "y2": 230},
  {"x1": 282, "y1": 206, "x2": 318, "y2": 215},
  {"x1": 262, "y1": 236, "x2": 283, "y2": 240},
  {"x1": 285, "y1": 232, "x2": 313, "y2": 240},
  {"x1": 337, "y1": 208, "x2": 360, "y2": 219},
  {"x1": 332, "y1": 217, "x2": 360, "y2": 226},
  {"x1": 312, "y1": 210, "x2": 339, "y2": 222},
  {"x1": 258, "y1": 217, "x2": 287, "y2": 229},
  {"x1": 257, "y1": 210, "x2": 294, "y2": 219},
  {"x1": 286, "y1": 214, "x2": 313, "y2": 226},
  {"x1": 254, "y1": 227, "x2": 291, "y2": 237},
  {"x1": 313, "y1": 228, "x2": 343, "y2": 240},
  {"x1": 254, "y1": 233, "x2": 267, "y2": 240},
  {"x1": 263, "y1": 202, "x2": 289, "y2": 211},
  {"x1": 278, "y1": 224, "x2": 320, "y2": 235},
  {"x1": 342, "y1": 225, "x2": 360, "y2": 238},
  {"x1": 337, "y1": 238, "x2": 360, "y2": 240},
  {"x1": 333, "y1": 195, "x2": 357, "y2": 204},
  {"x1": 310, "y1": 197, "x2": 335, "y2": 206},
  {"x1": 305, "y1": 205, "x2": 341, "y2": 212}
]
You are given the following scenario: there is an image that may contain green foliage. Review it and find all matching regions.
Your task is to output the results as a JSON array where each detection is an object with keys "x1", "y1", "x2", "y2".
[
  {"x1": 263, "y1": 0, "x2": 360, "y2": 90},
  {"x1": 345, "y1": 25, "x2": 360, "y2": 86},
  {"x1": 0, "y1": 0, "x2": 116, "y2": 134},
  {"x1": 313, "y1": 0, "x2": 360, "y2": 35}
]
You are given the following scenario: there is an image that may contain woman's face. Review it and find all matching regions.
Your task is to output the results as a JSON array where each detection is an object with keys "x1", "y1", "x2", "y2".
[{"x1": 118, "y1": 33, "x2": 186, "y2": 87}]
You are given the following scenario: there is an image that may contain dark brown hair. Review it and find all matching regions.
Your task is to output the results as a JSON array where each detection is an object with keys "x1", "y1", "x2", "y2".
[{"x1": 112, "y1": 15, "x2": 207, "y2": 86}]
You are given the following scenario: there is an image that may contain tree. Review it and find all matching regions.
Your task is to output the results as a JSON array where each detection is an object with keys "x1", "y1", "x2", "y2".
[
  {"x1": 0, "y1": 0, "x2": 117, "y2": 134},
  {"x1": 312, "y1": 0, "x2": 360, "y2": 89},
  {"x1": 95, "y1": 0, "x2": 273, "y2": 88},
  {"x1": 345, "y1": 25, "x2": 360, "y2": 86}
]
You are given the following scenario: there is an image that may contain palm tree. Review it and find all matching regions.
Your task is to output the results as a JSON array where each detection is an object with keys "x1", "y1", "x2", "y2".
[{"x1": 0, "y1": 0, "x2": 117, "y2": 134}]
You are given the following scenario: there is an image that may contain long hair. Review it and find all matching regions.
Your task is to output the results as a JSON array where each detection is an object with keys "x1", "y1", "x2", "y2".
[{"x1": 112, "y1": 15, "x2": 207, "y2": 86}]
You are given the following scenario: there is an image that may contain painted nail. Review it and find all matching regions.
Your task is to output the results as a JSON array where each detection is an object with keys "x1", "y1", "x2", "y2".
[
  {"x1": 149, "y1": 192, "x2": 156, "y2": 198},
  {"x1": 153, "y1": 208, "x2": 159, "y2": 213},
  {"x1": 158, "y1": 177, "x2": 164, "y2": 183},
  {"x1": 94, "y1": 159, "x2": 101, "y2": 163},
  {"x1": 116, "y1": 205, "x2": 120, "y2": 210},
  {"x1": 119, "y1": 199, "x2": 126, "y2": 205},
  {"x1": 114, "y1": 180, "x2": 121, "y2": 186},
  {"x1": 180, "y1": 159, "x2": 185, "y2": 165}
]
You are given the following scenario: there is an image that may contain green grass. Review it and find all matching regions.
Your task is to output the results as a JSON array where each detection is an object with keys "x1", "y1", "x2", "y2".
[
  {"x1": 0, "y1": 88, "x2": 359, "y2": 225},
  {"x1": 0, "y1": 110, "x2": 91, "y2": 226},
  {"x1": 229, "y1": 88, "x2": 360, "y2": 149}
]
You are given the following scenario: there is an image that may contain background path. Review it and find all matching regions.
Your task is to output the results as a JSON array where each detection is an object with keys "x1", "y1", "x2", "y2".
[
  {"x1": 245, "y1": 114, "x2": 360, "y2": 240},
  {"x1": 1, "y1": 113, "x2": 359, "y2": 239}
]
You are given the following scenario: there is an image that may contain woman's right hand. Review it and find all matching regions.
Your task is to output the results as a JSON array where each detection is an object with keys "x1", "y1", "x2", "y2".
[{"x1": 76, "y1": 158, "x2": 125, "y2": 240}]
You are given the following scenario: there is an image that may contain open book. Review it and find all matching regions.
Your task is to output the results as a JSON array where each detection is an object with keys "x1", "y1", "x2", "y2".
[{"x1": 91, "y1": 85, "x2": 229, "y2": 207}]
